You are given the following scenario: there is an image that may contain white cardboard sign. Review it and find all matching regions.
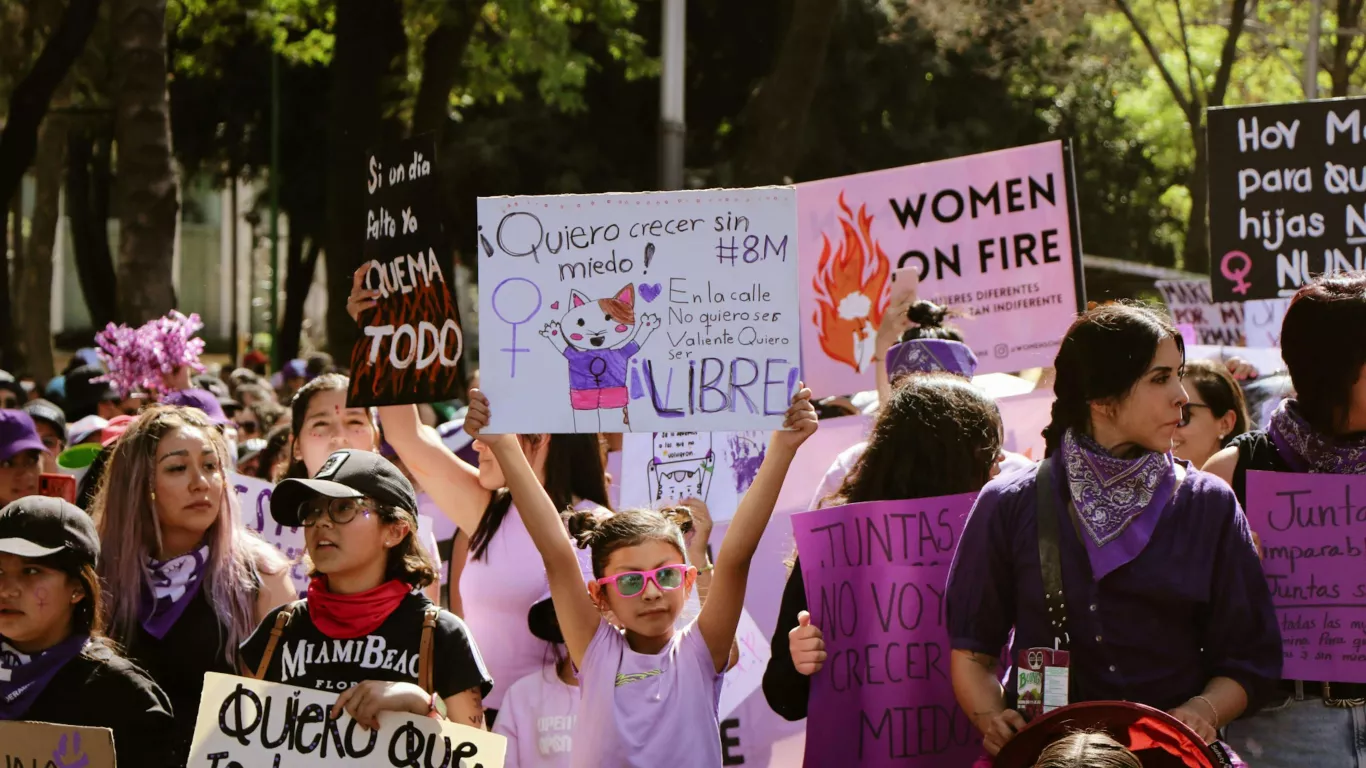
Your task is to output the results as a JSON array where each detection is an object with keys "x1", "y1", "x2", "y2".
[
  {"x1": 618, "y1": 430, "x2": 768, "y2": 523},
  {"x1": 477, "y1": 188, "x2": 801, "y2": 434},
  {"x1": 188, "y1": 673, "x2": 506, "y2": 767}
]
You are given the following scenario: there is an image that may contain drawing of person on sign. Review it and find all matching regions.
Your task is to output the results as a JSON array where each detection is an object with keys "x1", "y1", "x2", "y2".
[{"x1": 540, "y1": 283, "x2": 660, "y2": 431}]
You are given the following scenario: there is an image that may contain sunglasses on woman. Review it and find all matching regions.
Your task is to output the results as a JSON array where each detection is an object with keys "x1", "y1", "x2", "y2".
[
  {"x1": 300, "y1": 497, "x2": 377, "y2": 527},
  {"x1": 1177, "y1": 403, "x2": 1211, "y2": 428},
  {"x1": 595, "y1": 564, "x2": 690, "y2": 598}
]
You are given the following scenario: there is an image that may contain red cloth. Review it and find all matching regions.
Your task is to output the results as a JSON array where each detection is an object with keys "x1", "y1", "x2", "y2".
[{"x1": 306, "y1": 577, "x2": 410, "y2": 639}]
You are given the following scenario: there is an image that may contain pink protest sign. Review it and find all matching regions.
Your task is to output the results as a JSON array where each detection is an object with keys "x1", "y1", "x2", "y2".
[
  {"x1": 1244, "y1": 470, "x2": 1366, "y2": 684},
  {"x1": 796, "y1": 142, "x2": 1085, "y2": 397},
  {"x1": 792, "y1": 495, "x2": 980, "y2": 767}
]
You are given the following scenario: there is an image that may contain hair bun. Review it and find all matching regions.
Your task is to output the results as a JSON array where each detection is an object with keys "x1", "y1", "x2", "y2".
[
  {"x1": 908, "y1": 301, "x2": 948, "y2": 328},
  {"x1": 660, "y1": 506, "x2": 694, "y2": 536},
  {"x1": 563, "y1": 509, "x2": 602, "y2": 549}
]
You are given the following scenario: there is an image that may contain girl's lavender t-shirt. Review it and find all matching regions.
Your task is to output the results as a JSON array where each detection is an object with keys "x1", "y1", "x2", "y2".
[{"x1": 572, "y1": 618, "x2": 724, "y2": 768}]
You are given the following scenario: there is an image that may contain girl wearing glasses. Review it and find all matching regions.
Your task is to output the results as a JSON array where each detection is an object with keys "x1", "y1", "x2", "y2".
[
  {"x1": 346, "y1": 268, "x2": 611, "y2": 724},
  {"x1": 89, "y1": 406, "x2": 296, "y2": 765},
  {"x1": 1204, "y1": 272, "x2": 1366, "y2": 767},
  {"x1": 238, "y1": 449, "x2": 493, "y2": 729},
  {"x1": 463, "y1": 385, "x2": 817, "y2": 767}
]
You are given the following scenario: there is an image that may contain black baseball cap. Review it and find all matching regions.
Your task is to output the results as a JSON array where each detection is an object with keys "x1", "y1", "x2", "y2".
[
  {"x1": 270, "y1": 449, "x2": 418, "y2": 527},
  {"x1": 23, "y1": 399, "x2": 68, "y2": 444},
  {"x1": 0, "y1": 496, "x2": 100, "y2": 569}
]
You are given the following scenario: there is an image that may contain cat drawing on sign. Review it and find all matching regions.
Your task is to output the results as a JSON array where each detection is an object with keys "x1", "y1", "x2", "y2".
[
  {"x1": 541, "y1": 283, "x2": 661, "y2": 432},
  {"x1": 648, "y1": 452, "x2": 715, "y2": 504},
  {"x1": 647, "y1": 432, "x2": 715, "y2": 504}
]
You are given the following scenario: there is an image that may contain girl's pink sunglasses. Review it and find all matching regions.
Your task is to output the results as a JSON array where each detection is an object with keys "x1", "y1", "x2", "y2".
[{"x1": 595, "y1": 564, "x2": 691, "y2": 598}]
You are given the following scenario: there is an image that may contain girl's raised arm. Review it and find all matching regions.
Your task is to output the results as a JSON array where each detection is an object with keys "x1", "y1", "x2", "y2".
[
  {"x1": 696, "y1": 387, "x2": 817, "y2": 672},
  {"x1": 377, "y1": 405, "x2": 489, "y2": 534},
  {"x1": 464, "y1": 391, "x2": 601, "y2": 666}
]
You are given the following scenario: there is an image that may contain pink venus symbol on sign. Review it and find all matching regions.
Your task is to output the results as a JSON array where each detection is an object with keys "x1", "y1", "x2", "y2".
[{"x1": 1221, "y1": 251, "x2": 1252, "y2": 295}]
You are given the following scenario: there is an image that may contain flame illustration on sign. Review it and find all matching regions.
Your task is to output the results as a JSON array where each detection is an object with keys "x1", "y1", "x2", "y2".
[{"x1": 811, "y1": 191, "x2": 891, "y2": 373}]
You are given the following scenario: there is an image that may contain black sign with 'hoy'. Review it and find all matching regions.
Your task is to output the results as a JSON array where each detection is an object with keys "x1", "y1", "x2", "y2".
[{"x1": 1207, "y1": 96, "x2": 1366, "y2": 302}]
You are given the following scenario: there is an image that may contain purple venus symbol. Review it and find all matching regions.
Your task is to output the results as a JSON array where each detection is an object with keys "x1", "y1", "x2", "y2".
[{"x1": 491, "y1": 277, "x2": 543, "y2": 378}]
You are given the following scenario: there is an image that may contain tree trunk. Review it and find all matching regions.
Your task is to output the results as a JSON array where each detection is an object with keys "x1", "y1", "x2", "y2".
[
  {"x1": 18, "y1": 114, "x2": 65, "y2": 381},
  {"x1": 2, "y1": 196, "x2": 20, "y2": 370},
  {"x1": 67, "y1": 126, "x2": 120, "y2": 328},
  {"x1": 278, "y1": 237, "x2": 320, "y2": 363},
  {"x1": 323, "y1": 0, "x2": 407, "y2": 359},
  {"x1": 1330, "y1": 0, "x2": 1362, "y2": 97},
  {"x1": 0, "y1": 0, "x2": 100, "y2": 226},
  {"x1": 1184, "y1": 120, "x2": 1211, "y2": 275},
  {"x1": 735, "y1": 0, "x2": 841, "y2": 185},
  {"x1": 411, "y1": 3, "x2": 480, "y2": 140},
  {"x1": 111, "y1": 0, "x2": 179, "y2": 325}
]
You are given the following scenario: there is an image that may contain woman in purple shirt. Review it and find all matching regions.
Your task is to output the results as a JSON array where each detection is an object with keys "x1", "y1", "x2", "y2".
[{"x1": 946, "y1": 303, "x2": 1281, "y2": 758}]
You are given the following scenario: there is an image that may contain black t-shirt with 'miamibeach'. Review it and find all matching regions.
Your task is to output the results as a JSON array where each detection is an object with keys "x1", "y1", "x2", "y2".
[{"x1": 238, "y1": 593, "x2": 493, "y2": 700}]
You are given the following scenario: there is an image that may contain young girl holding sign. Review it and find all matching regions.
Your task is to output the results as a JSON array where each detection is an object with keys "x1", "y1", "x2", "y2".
[
  {"x1": 763, "y1": 372, "x2": 1005, "y2": 722},
  {"x1": 0, "y1": 497, "x2": 176, "y2": 767},
  {"x1": 90, "y1": 406, "x2": 295, "y2": 764},
  {"x1": 1205, "y1": 272, "x2": 1366, "y2": 768},
  {"x1": 946, "y1": 303, "x2": 1280, "y2": 757},
  {"x1": 463, "y1": 385, "x2": 816, "y2": 767},
  {"x1": 238, "y1": 449, "x2": 492, "y2": 729}
]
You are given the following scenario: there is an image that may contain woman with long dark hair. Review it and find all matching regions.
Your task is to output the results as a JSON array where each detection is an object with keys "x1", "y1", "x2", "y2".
[
  {"x1": 1205, "y1": 272, "x2": 1366, "y2": 767},
  {"x1": 762, "y1": 372, "x2": 1005, "y2": 722},
  {"x1": 0, "y1": 497, "x2": 175, "y2": 767},
  {"x1": 946, "y1": 303, "x2": 1280, "y2": 758},
  {"x1": 89, "y1": 406, "x2": 296, "y2": 764},
  {"x1": 348, "y1": 269, "x2": 611, "y2": 723}
]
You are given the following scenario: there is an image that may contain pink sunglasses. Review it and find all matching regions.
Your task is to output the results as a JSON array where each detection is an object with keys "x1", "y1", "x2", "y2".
[{"x1": 595, "y1": 564, "x2": 691, "y2": 598}]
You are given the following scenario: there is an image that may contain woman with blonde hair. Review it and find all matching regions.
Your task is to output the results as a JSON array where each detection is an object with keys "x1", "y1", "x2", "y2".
[{"x1": 90, "y1": 405, "x2": 295, "y2": 764}]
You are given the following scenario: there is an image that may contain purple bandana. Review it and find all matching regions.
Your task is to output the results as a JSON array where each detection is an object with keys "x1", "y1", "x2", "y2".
[
  {"x1": 139, "y1": 545, "x2": 209, "y2": 639},
  {"x1": 1060, "y1": 429, "x2": 1177, "y2": 580},
  {"x1": 885, "y1": 339, "x2": 979, "y2": 379},
  {"x1": 0, "y1": 634, "x2": 89, "y2": 718},
  {"x1": 1267, "y1": 399, "x2": 1366, "y2": 475}
]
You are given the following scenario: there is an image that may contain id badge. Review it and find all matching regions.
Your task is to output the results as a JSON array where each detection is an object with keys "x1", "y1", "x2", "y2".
[{"x1": 1016, "y1": 647, "x2": 1070, "y2": 720}]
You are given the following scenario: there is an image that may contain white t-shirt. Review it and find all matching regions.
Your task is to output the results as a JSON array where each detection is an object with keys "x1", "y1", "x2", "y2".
[{"x1": 493, "y1": 667, "x2": 580, "y2": 768}]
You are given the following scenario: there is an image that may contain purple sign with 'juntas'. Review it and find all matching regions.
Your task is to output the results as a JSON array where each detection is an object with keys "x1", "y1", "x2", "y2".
[
  {"x1": 792, "y1": 495, "x2": 981, "y2": 768},
  {"x1": 1244, "y1": 470, "x2": 1366, "y2": 684}
]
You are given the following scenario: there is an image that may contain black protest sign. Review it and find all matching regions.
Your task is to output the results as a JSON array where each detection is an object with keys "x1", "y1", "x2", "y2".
[
  {"x1": 348, "y1": 135, "x2": 465, "y2": 407},
  {"x1": 1207, "y1": 96, "x2": 1366, "y2": 302}
]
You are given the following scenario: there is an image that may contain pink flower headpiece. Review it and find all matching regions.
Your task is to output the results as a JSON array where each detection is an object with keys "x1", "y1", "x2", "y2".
[{"x1": 95, "y1": 311, "x2": 206, "y2": 396}]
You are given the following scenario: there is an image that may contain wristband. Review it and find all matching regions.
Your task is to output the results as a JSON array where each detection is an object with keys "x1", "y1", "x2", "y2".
[
  {"x1": 427, "y1": 691, "x2": 448, "y2": 720},
  {"x1": 1192, "y1": 695, "x2": 1219, "y2": 728},
  {"x1": 697, "y1": 561, "x2": 715, "y2": 574}
]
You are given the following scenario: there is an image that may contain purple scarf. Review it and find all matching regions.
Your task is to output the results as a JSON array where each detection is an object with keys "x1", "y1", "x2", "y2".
[
  {"x1": 140, "y1": 545, "x2": 209, "y2": 639},
  {"x1": 885, "y1": 339, "x2": 979, "y2": 379},
  {"x1": 0, "y1": 634, "x2": 89, "y2": 719},
  {"x1": 1060, "y1": 429, "x2": 1177, "y2": 579},
  {"x1": 1267, "y1": 399, "x2": 1366, "y2": 475}
]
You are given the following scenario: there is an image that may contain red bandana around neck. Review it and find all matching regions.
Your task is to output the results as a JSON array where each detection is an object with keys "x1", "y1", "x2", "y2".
[{"x1": 306, "y1": 576, "x2": 411, "y2": 639}]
